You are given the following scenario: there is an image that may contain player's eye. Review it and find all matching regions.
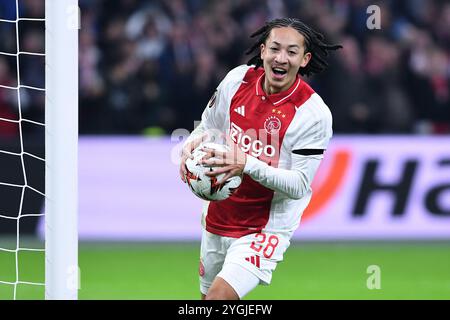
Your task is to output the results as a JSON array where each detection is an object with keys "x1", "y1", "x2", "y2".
[{"x1": 270, "y1": 47, "x2": 279, "y2": 52}]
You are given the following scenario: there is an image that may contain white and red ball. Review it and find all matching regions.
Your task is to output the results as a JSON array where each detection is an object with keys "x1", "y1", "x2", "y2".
[{"x1": 184, "y1": 142, "x2": 242, "y2": 201}]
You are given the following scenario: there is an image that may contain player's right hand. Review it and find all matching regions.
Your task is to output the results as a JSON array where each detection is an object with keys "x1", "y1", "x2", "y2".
[
  {"x1": 179, "y1": 133, "x2": 208, "y2": 183},
  {"x1": 180, "y1": 145, "x2": 194, "y2": 183}
]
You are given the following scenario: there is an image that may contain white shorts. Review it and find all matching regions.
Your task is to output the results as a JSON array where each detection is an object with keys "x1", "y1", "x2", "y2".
[{"x1": 199, "y1": 228, "x2": 290, "y2": 298}]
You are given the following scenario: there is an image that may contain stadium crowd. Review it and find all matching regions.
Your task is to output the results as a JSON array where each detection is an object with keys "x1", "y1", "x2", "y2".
[{"x1": 0, "y1": 0, "x2": 449, "y2": 136}]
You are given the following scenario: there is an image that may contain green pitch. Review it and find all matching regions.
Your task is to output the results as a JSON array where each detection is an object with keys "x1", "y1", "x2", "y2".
[{"x1": 1, "y1": 242, "x2": 450, "y2": 300}]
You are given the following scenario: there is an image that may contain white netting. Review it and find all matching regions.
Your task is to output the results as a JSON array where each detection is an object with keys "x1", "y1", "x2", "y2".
[{"x1": 0, "y1": 0, "x2": 45, "y2": 300}]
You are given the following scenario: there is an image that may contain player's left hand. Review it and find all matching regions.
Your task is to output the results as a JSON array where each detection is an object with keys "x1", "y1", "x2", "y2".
[{"x1": 200, "y1": 140, "x2": 247, "y2": 185}]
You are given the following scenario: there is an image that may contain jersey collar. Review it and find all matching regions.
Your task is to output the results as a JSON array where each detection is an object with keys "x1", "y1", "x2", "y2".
[{"x1": 255, "y1": 71, "x2": 302, "y2": 106}]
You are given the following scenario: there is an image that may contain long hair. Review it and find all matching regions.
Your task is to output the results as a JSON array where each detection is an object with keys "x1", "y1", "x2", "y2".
[{"x1": 246, "y1": 18, "x2": 342, "y2": 77}]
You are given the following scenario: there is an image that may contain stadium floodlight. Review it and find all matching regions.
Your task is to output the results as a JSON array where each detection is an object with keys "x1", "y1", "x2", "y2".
[{"x1": 45, "y1": 0, "x2": 79, "y2": 300}]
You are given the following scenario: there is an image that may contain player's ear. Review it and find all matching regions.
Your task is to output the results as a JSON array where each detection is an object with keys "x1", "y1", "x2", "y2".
[
  {"x1": 260, "y1": 43, "x2": 266, "y2": 60},
  {"x1": 301, "y1": 52, "x2": 312, "y2": 68}
]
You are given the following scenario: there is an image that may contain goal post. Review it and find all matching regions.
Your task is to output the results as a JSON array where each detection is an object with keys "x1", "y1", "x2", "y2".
[{"x1": 45, "y1": 0, "x2": 79, "y2": 300}]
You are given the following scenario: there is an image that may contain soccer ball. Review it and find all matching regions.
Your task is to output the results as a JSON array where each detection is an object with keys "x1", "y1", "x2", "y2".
[{"x1": 184, "y1": 142, "x2": 242, "y2": 201}]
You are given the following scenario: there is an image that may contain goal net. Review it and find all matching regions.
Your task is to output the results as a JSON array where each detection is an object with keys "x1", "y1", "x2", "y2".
[{"x1": 0, "y1": 0, "x2": 78, "y2": 300}]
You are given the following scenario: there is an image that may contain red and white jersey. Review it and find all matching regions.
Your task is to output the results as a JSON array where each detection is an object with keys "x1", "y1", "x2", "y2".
[{"x1": 192, "y1": 65, "x2": 333, "y2": 239}]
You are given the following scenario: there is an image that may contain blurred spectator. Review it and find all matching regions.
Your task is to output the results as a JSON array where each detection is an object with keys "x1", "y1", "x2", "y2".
[
  {"x1": 0, "y1": 0, "x2": 449, "y2": 136},
  {"x1": 0, "y1": 57, "x2": 19, "y2": 137}
]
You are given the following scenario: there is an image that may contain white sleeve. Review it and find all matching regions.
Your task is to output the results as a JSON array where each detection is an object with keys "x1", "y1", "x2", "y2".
[
  {"x1": 184, "y1": 88, "x2": 225, "y2": 146},
  {"x1": 243, "y1": 153, "x2": 322, "y2": 200},
  {"x1": 291, "y1": 94, "x2": 333, "y2": 151},
  {"x1": 184, "y1": 65, "x2": 250, "y2": 146},
  {"x1": 243, "y1": 95, "x2": 333, "y2": 199}
]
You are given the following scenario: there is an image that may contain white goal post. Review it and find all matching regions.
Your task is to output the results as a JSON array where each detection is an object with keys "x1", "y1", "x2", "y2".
[{"x1": 45, "y1": 0, "x2": 79, "y2": 300}]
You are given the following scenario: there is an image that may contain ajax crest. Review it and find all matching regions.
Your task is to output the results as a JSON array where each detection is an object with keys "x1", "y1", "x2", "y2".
[{"x1": 264, "y1": 116, "x2": 281, "y2": 135}]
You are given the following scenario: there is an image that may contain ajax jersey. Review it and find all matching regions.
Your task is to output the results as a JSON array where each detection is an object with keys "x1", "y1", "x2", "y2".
[{"x1": 195, "y1": 65, "x2": 333, "y2": 238}]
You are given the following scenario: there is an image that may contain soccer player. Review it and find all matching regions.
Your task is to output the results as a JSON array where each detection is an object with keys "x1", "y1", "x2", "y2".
[{"x1": 180, "y1": 18, "x2": 342, "y2": 300}]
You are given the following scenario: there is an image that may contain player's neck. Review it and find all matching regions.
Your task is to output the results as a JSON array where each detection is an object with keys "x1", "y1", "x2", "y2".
[{"x1": 262, "y1": 77, "x2": 297, "y2": 95}]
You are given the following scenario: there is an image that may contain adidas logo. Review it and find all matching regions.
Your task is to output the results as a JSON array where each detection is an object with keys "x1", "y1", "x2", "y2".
[
  {"x1": 234, "y1": 105, "x2": 245, "y2": 117},
  {"x1": 245, "y1": 255, "x2": 260, "y2": 268}
]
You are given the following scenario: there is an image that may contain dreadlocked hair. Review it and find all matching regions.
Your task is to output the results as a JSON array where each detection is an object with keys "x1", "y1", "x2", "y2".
[{"x1": 245, "y1": 18, "x2": 343, "y2": 77}]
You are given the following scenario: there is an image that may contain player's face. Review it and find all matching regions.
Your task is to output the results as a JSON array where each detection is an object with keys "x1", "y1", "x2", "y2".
[{"x1": 260, "y1": 27, "x2": 311, "y2": 94}]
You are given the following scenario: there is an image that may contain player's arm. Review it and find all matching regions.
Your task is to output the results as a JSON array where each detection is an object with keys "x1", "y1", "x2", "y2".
[
  {"x1": 202, "y1": 143, "x2": 324, "y2": 200},
  {"x1": 243, "y1": 105, "x2": 332, "y2": 199},
  {"x1": 179, "y1": 78, "x2": 231, "y2": 182},
  {"x1": 180, "y1": 65, "x2": 249, "y2": 181},
  {"x1": 179, "y1": 90, "x2": 223, "y2": 182},
  {"x1": 242, "y1": 150, "x2": 323, "y2": 200},
  {"x1": 203, "y1": 103, "x2": 332, "y2": 199}
]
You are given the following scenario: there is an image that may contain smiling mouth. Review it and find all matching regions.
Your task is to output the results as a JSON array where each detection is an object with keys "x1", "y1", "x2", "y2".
[{"x1": 272, "y1": 67, "x2": 287, "y2": 77}]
